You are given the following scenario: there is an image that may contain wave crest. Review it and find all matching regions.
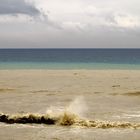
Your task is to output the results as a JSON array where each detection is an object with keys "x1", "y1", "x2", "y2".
[{"x1": 0, "y1": 112, "x2": 140, "y2": 129}]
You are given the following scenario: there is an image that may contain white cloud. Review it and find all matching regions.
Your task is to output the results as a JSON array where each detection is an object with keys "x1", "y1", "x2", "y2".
[
  {"x1": 114, "y1": 15, "x2": 140, "y2": 28},
  {"x1": 1, "y1": 0, "x2": 140, "y2": 29},
  {"x1": 32, "y1": 0, "x2": 140, "y2": 30},
  {"x1": 0, "y1": 0, "x2": 140, "y2": 48}
]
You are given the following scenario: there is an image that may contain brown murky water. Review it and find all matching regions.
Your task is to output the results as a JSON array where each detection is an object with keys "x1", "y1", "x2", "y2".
[{"x1": 0, "y1": 70, "x2": 140, "y2": 140}]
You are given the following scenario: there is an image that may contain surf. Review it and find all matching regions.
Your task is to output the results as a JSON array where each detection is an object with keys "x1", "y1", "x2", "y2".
[{"x1": 0, "y1": 112, "x2": 140, "y2": 129}]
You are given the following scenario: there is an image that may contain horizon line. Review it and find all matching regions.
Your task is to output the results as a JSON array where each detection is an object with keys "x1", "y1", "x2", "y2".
[{"x1": 0, "y1": 48, "x2": 140, "y2": 49}]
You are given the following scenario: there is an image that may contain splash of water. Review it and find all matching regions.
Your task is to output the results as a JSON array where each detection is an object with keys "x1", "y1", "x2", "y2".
[
  {"x1": 66, "y1": 96, "x2": 88, "y2": 117},
  {"x1": 44, "y1": 96, "x2": 88, "y2": 118}
]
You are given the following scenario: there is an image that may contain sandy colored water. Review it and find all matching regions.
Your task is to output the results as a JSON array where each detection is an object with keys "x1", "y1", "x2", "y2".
[{"x1": 0, "y1": 70, "x2": 140, "y2": 140}]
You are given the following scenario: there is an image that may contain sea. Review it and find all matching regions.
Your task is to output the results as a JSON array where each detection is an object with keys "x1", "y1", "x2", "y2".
[
  {"x1": 0, "y1": 48, "x2": 140, "y2": 140},
  {"x1": 0, "y1": 48, "x2": 140, "y2": 69}
]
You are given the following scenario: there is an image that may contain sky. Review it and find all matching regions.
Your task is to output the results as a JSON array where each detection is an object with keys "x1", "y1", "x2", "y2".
[{"x1": 0, "y1": 0, "x2": 140, "y2": 48}]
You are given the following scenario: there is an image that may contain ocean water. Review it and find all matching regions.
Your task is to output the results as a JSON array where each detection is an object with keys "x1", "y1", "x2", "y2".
[
  {"x1": 0, "y1": 49, "x2": 140, "y2": 140},
  {"x1": 0, "y1": 70, "x2": 140, "y2": 140},
  {"x1": 0, "y1": 48, "x2": 140, "y2": 69}
]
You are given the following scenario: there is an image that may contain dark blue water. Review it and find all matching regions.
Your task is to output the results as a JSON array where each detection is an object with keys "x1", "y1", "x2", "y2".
[{"x1": 0, "y1": 49, "x2": 140, "y2": 69}]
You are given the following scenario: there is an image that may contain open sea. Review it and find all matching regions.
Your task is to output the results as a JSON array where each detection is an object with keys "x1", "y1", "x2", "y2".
[{"x1": 0, "y1": 48, "x2": 140, "y2": 69}]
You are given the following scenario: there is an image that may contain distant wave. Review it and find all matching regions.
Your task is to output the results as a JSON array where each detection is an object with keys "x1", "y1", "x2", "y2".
[{"x1": 0, "y1": 112, "x2": 140, "y2": 129}]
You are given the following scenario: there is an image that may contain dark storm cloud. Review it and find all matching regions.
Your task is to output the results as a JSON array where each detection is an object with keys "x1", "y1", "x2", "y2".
[{"x1": 0, "y1": 0, "x2": 40, "y2": 16}]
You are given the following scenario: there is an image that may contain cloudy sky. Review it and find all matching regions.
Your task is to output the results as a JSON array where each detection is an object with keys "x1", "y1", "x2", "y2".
[{"x1": 0, "y1": 0, "x2": 140, "y2": 48}]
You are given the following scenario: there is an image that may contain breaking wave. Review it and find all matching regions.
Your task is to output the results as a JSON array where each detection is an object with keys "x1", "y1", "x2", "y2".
[
  {"x1": 0, "y1": 97, "x2": 140, "y2": 129},
  {"x1": 0, "y1": 112, "x2": 140, "y2": 129}
]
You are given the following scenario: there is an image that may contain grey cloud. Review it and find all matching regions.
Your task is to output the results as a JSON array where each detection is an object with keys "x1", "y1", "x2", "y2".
[
  {"x1": 103, "y1": 13, "x2": 117, "y2": 24},
  {"x1": 0, "y1": 0, "x2": 40, "y2": 16},
  {"x1": 0, "y1": 0, "x2": 61, "y2": 29}
]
